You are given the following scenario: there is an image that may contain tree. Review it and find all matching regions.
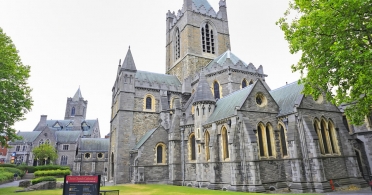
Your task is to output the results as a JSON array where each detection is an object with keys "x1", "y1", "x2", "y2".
[
  {"x1": 0, "y1": 28, "x2": 33, "y2": 146},
  {"x1": 32, "y1": 144, "x2": 58, "y2": 165},
  {"x1": 277, "y1": 0, "x2": 372, "y2": 124}
]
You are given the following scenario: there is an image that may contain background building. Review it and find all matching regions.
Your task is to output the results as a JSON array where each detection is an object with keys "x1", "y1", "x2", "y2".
[{"x1": 6, "y1": 89, "x2": 108, "y2": 175}]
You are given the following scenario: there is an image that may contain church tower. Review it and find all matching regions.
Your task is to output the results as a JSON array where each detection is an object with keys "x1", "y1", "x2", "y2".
[
  {"x1": 166, "y1": 0, "x2": 231, "y2": 83},
  {"x1": 64, "y1": 88, "x2": 87, "y2": 121}
]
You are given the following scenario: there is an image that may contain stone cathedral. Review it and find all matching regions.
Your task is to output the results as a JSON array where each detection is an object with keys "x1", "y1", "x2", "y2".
[{"x1": 109, "y1": 0, "x2": 371, "y2": 192}]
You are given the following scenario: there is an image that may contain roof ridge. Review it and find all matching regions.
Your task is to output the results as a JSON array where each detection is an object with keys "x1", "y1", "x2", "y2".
[
  {"x1": 137, "y1": 70, "x2": 177, "y2": 77},
  {"x1": 270, "y1": 80, "x2": 300, "y2": 92}
]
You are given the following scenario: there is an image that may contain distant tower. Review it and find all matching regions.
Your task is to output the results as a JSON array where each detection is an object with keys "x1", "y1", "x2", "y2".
[
  {"x1": 64, "y1": 88, "x2": 88, "y2": 121},
  {"x1": 166, "y1": 0, "x2": 231, "y2": 82}
]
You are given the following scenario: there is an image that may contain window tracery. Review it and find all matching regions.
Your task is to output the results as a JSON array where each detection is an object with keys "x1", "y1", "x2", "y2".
[
  {"x1": 256, "y1": 123, "x2": 275, "y2": 158},
  {"x1": 175, "y1": 28, "x2": 180, "y2": 60},
  {"x1": 201, "y1": 23, "x2": 215, "y2": 54},
  {"x1": 314, "y1": 118, "x2": 340, "y2": 155}
]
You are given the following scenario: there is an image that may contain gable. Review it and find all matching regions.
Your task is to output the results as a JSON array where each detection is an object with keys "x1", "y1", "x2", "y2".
[
  {"x1": 300, "y1": 95, "x2": 340, "y2": 113},
  {"x1": 133, "y1": 126, "x2": 168, "y2": 150},
  {"x1": 241, "y1": 80, "x2": 279, "y2": 114}
]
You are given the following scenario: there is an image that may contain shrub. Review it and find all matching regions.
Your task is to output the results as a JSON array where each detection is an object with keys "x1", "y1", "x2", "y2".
[
  {"x1": 0, "y1": 167, "x2": 25, "y2": 177},
  {"x1": 0, "y1": 164, "x2": 17, "y2": 168},
  {"x1": 0, "y1": 172, "x2": 13, "y2": 182},
  {"x1": 34, "y1": 165, "x2": 70, "y2": 172},
  {"x1": 31, "y1": 176, "x2": 56, "y2": 185},
  {"x1": 34, "y1": 169, "x2": 71, "y2": 177}
]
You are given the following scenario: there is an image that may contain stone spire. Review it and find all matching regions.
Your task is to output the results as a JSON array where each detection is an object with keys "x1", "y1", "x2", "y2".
[
  {"x1": 72, "y1": 87, "x2": 83, "y2": 102},
  {"x1": 193, "y1": 70, "x2": 216, "y2": 105},
  {"x1": 122, "y1": 46, "x2": 137, "y2": 72}
]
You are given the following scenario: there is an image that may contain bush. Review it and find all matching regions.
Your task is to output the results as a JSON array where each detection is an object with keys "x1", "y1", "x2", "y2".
[
  {"x1": 0, "y1": 167, "x2": 24, "y2": 182},
  {"x1": 0, "y1": 164, "x2": 70, "y2": 173},
  {"x1": 31, "y1": 176, "x2": 56, "y2": 185},
  {"x1": 0, "y1": 172, "x2": 13, "y2": 182},
  {"x1": 0, "y1": 167, "x2": 25, "y2": 177},
  {"x1": 34, "y1": 165, "x2": 70, "y2": 172},
  {"x1": 0, "y1": 164, "x2": 17, "y2": 168},
  {"x1": 34, "y1": 169, "x2": 71, "y2": 177}
]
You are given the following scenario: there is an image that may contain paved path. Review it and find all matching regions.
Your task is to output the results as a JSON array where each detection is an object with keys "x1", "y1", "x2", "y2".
[{"x1": 0, "y1": 180, "x2": 22, "y2": 188}]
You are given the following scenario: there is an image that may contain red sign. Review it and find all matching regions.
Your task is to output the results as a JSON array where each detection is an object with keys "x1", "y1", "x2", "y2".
[
  {"x1": 63, "y1": 175, "x2": 101, "y2": 195},
  {"x1": 369, "y1": 181, "x2": 372, "y2": 186},
  {"x1": 65, "y1": 175, "x2": 99, "y2": 184}
]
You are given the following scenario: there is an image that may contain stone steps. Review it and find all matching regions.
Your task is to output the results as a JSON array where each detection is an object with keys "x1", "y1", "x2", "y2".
[{"x1": 22, "y1": 173, "x2": 35, "y2": 179}]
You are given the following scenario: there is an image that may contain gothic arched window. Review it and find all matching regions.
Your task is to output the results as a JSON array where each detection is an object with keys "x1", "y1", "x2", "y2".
[
  {"x1": 201, "y1": 23, "x2": 215, "y2": 54},
  {"x1": 146, "y1": 97, "x2": 152, "y2": 110},
  {"x1": 157, "y1": 145, "x2": 162, "y2": 163},
  {"x1": 143, "y1": 94, "x2": 155, "y2": 112},
  {"x1": 256, "y1": 123, "x2": 275, "y2": 158},
  {"x1": 189, "y1": 133, "x2": 196, "y2": 160},
  {"x1": 314, "y1": 119, "x2": 340, "y2": 155},
  {"x1": 242, "y1": 79, "x2": 247, "y2": 88},
  {"x1": 39, "y1": 139, "x2": 44, "y2": 146},
  {"x1": 279, "y1": 124, "x2": 288, "y2": 156},
  {"x1": 60, "y1": 156, "x2": 68, "y2": 165},
  {"x1": 213, "y1": 81, "x2": 220, "y2": 100},
  {"x1": 155, "y1": 143, "x2": 166, "y2": 164},
  {"x1": 249, "y1": 80, "x2": 254, "y2": 85},
  {"x1": 175, "y1": 28, "x2": 180, "y2": 60},
  {"x1": 205, "y1": 131, "x2": 210, "y2": 161},
  {"x1": 71, "y1": 107, "x2": 75, "y2": 116},
  {"x1": 221, "y1": 127, "x2": 229, "y2": 160}
]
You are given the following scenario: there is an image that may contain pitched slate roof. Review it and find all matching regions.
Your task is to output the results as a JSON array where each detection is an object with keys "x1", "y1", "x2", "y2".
[
  {"x1": 80, "y1": 138, "x2": 109, "y2": 151},
  {"x1": 133, "y1": 127, "x2": 158, "y2": 150},
  {"x1": 56, "y1": 131, "x2": 81, "y2": 143},
  {"x1": 14, "y1": 131, "x2": 42, "y2": 143},
  {"x1": 136, "y1": 71, "x2": 181, "y2": 86},
  {"x1": 193, "y1": 0, "x2": 213, "y2": 10},
  {"x1": 205, "y1": 84, "x2": 254, "y2": 124},
  {"x1": 206, "y1": 50, "x2": 248, "y2": 68},
  {"x1": 193, "y1": 71, "x2": 215, "y2": 104},
  {"x1": 269, "y1": 81, "x2": 304, "y2": 117}
]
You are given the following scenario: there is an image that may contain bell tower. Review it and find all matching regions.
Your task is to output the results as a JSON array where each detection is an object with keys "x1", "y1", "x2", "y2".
[{"x1": 166, "y1": 0, "x2": 231, "y2": 83}]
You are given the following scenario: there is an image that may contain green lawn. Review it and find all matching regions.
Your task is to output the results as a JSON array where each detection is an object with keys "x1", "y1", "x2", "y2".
[{"x1": 0, "y1": 185, "x2": 319, "y2": 195}]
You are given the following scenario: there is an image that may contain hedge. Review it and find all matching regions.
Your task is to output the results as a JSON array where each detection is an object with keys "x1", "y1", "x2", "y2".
[
  {"x1": 34, "y1": 169, "x2": 71, "y2": 177},
  {"x1": 31, "y1": 176, "x2": 56, "y2": 185},
  {"x1": 0, "y1": 172, "x2": 14, "y2": 182},
  {"x1": 0, "y1": 167, "x2": 25, "y2": 177},
  {"x1": 0, "y1": 167, "x2": 24, "y2": 182},
  {"x1": 0, "y1": 164, "x2": 70, "y2": 173}
]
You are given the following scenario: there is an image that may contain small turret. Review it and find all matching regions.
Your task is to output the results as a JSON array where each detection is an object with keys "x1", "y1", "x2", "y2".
[
  {"x1": 218, "y1": 0, "x2": 228, "y2": 20},
  {"x1": 121, "y1": 46, "x2": 137, "y2": 72},
  {"x1": 193, "y1": 70, "x2": 216, "y2": 105}
]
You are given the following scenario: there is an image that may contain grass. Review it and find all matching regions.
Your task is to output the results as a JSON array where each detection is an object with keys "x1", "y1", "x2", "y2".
[{"x1": 0, "y1": 184, "x2": 319, "y2": 195}]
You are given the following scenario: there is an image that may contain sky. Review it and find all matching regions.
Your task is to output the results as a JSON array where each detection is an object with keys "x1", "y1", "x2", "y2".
[{"x1": 0, "y1": 0, "x2": 300, "y2": 137}]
